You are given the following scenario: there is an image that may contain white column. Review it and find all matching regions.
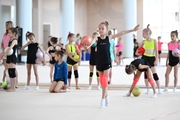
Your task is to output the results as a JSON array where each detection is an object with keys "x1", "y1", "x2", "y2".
[
  {"x1": 32, "y1": 0, "x2": 43, "y2": 47},
  {"x1": 60, "y1": 0, "x2": 75, "y2": 44},
  {"x1": 16, "y1": 0, "x2": 32, "y2": 61},
  {"x1": 123, "y1": 0, "x2": 137, "y2": 58},
  {"x1": 16, "y1": 0, "x2": 32, "y2": 43}
]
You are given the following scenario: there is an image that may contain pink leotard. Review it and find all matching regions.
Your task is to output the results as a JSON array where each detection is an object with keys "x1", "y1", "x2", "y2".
[
  {"x1": 2, "y1": 33, "x2": 11, "y2": 49},
  {"x1": 116, "y1": 43, "x2": 123, "y2": 52},
  {"x1": 168, "y1": 42, "x2": 178, "y2": 50}
]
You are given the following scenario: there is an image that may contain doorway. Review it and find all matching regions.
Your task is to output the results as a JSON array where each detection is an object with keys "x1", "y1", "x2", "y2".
[{"x1": 43, "y1": 23, "x2": 51, "y2": 50}]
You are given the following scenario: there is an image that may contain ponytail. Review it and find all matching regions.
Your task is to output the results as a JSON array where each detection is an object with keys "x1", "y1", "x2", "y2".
[
  {"x1": 143, "y1": 24, "x2": 152, "y2": 35},
  {"x1": 26, "y1": 31, "x2": 35, "y2": 40}
]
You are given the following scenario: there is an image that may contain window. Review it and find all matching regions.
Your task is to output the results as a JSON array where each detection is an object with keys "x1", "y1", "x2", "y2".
[{"x1": 146, "y1": 0, "x2": 180, "y2": 50}]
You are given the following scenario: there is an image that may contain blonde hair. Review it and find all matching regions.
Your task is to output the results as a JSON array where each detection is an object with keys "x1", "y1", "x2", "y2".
[
  {"x1": 92, "y1": 32, "x2": 99, "y2": 39},
  {"x1": 99, "y1": 21, "x2": 109, "y2": 29},
  {"x1": 143, "y1": 24, "x2": 152, "y2": 35},
  {"x1": 5, "y1": 21, "x2": 14, "y2": 34}
]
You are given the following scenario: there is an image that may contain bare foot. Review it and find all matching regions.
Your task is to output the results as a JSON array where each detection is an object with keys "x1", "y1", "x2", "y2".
[
  {"x1": 6, "y1": 89, "x2": 16, "y2": 92},
  {"x1": 76, "y1": 87, "x2": 80, "y2": 90}
]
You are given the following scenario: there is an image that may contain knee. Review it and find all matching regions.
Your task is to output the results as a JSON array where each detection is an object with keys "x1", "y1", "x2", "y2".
[
  {"x1": 165, "y1": 71, "x2": 169, "y2": 77},
  {"x1": 89, "y1": 72, "x2": 93, "y2": 78},
  {"x1": 34, "y1": 72, "x2": 38, "y2": 77},
  {"x1": 174, "y1": 75, "x2": 178, "y2": 80},
  {"x1": 8, "y1": 68, "x2": 16, "y2": 78},
  {"x1": 153, "y1": 73, "x2": 159, "y2": 81},
  {"x1": 27, "y1": 71, "x2": 31, "y2": 76},
  {"x1": 74, "y1": 70, "x2": 79, "y2": 78},
  {"x1": 68, "y1": 71, "x2": 72, "y2": 79},
  {"x1": 96, "y1": 72, "x2": 99, "y2": 78},
  {"x1": 165, "y1": 73, "x2": 168, "y2": 78}
]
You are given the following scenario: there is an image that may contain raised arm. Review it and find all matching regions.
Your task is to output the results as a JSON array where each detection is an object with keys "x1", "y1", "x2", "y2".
[
  {"x1": 21, "y1": 41, "x2": 31, "y2": 50},
  {"x1": 110, "y1": 24, "x2": 140, "y2": 40}
]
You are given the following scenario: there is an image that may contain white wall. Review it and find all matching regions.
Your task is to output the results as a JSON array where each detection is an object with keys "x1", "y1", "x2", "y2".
[
  {"x1": 75, "y1": 0, "x2": 87, "y2": 36},
  {"x1": 42, "y1": 0, "x2": 60, "y2": 38},
  {"x1": 0, "y1": 5, "x2": 11, "y2": 41},
  {"x1": 0, "y1": 0, "x2": 15, "y2": 52},
  {"x1": 32, "y1": 0, "x2": 43, "y2": 46}
]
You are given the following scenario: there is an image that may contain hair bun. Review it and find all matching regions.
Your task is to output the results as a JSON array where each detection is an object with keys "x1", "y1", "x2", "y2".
[
  {"x1": 26, "y1": 31, "x2": 30, "y2": 35},
  {"x1": 125, "y1": 65, "x2": 129, "y2": 69},
  {"x1": 105, "y1": 21, "x2": 109, "y2": 25}
]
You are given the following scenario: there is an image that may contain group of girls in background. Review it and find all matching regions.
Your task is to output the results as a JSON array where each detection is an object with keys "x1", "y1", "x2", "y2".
[{"x1": 0, "y1": 20, "x2": 180, "y2": 109}]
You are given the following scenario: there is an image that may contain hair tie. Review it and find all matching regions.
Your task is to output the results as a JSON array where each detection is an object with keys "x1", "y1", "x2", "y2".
[
  {"x1": 27, "y1": 32, "x2": 30, "y2": 35},
  {"x1": 125, "y1": 65, "x2": 129, "y2": 69},
  {"x1": 68, "y1": 32, "x2": 71, "y2": 35}
]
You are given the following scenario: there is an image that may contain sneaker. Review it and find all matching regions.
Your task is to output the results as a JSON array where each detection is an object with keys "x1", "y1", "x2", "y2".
[
  {"x1": 163, "y1": 88, "x2": 168, "y2": 92},
  {"x1": 35, "y1": 86, "x2": 39, "y2": 90},
  {"x1": 173, "y1": 88, "x2": 176, "y2": 92},
  {"x1": 158, "y1": 89, "x2": 162, "y2": 94},
  {"x1": 97, "y1": 86, "x2": 101, "y2": 90},
  {"x1": 124, "y1": 92, "x2": 131, "y2": 97},
  {"x1": 66, "y1": 89, "x2": 70, "y2": 92},
  {"x1": 22, "y1": 86, "x2": 30, "y2": 90},
  {"x1": 100, "y1": 99, "x2": 105, "y2": 109},
  {"x1": 145, "y1": 89, "x2": 150, "y2": 94},
  {"x1": 105, "y1": 96, "x2": 110, "y2": 107},
  {"x1": 151, "y1": 94, "x2": 157, "y2": 98},
  {"x1": 87, "y1": 86, "x2": 92, "y2": 90},
  {"x1": 15, "y1": 86, "x2": 18, "y2": 89}
]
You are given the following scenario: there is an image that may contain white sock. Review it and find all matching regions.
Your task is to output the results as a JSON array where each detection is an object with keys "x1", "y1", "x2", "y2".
[
  {"x1": 100, "y1": 99, "x2": 105, "y2": 109},
  {"x1": 105, "y1": 96, "x2": 110, "y2": 106}
]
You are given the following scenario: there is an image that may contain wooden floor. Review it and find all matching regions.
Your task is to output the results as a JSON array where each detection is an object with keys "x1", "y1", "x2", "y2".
[
  {"x1": 0, "y1": 58, "x2": 180, "y2": 120},
  {"x1": 0, "y1": 88, "x2": 180, "y2": 120}
]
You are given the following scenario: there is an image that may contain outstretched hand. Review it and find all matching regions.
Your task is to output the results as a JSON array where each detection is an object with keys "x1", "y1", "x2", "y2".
[{"x1": 133, "y1": 24, "x2": 140, "y2": 31}]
